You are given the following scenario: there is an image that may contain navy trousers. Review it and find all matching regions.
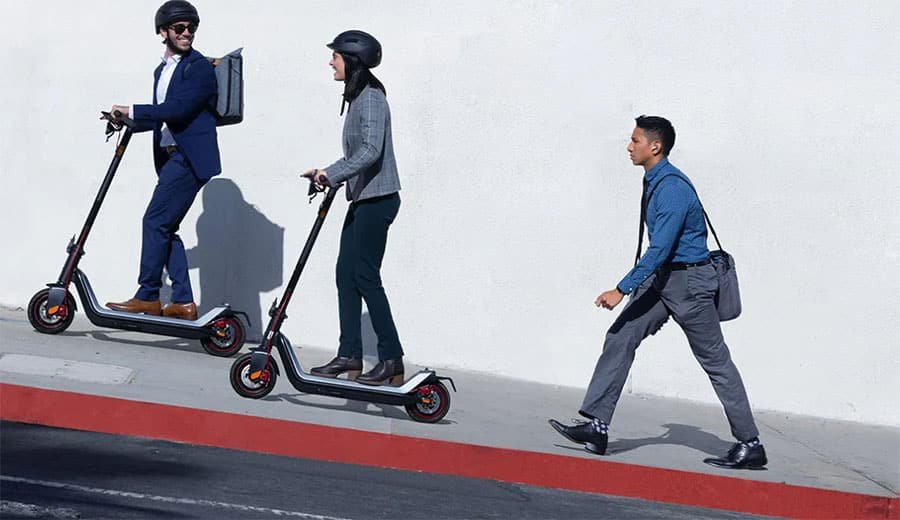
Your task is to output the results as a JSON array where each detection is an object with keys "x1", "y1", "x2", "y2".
[
  {"x1": 336, "y1": 193, "x2": 404, "y2": 361},
  {"x1": 135, "y1": 151, "x2": 205, "y2": 303}
]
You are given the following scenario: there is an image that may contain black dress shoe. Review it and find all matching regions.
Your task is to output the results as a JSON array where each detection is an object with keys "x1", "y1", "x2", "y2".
[
  {"x1": 356, "y1": 358, "x2": 404, "y2": 386},
  {"x1": 548, "y1": 419, "x2": 607, "y2": 455},
  {"x1": 309, "y1": 356, "x2": 362, "y2": 379},
  {"x1": 704, "y1": 442, "x2": 768, "y2": 470}
]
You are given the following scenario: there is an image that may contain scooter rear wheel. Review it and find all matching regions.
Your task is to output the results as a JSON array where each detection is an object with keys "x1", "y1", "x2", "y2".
[
  {"x1": 230, "y1": 353, "x2": 278, "y2": 398},
  {"x1": 27, "y1": 288, "x2": 76, "y2": 334},
  {"x1": 201, "y1": 316, "x2": 245, "y2": 357},
  {"x1": 405, "y1": 382, "x2": 451, "y2": 423}
]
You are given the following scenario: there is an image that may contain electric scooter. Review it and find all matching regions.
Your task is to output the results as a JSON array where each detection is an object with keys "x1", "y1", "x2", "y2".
[
  {"x1": 229, "y1": 181, "x2": 456, "y2": 423},
  {"x1": 26, "y1": 112, "x2": 247, "y2": 357}
]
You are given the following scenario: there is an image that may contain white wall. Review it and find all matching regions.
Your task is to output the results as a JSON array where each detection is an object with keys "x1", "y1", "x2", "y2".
[{"x1": 2, "y1": 1, "x2": 897, "y2": 426}]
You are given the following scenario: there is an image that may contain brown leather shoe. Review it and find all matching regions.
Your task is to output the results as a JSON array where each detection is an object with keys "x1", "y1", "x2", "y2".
[
  {"x1": 106, "y1": 298, "x2": 161, "y2": 316},
  {"x1": 162, "y1": 302, "x2": 198, "y2": 320}
]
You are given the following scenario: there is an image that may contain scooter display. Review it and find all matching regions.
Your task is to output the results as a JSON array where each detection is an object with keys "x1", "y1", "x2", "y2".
[
  {"x1": 26, "y1": 112, "x2": 246, "y2": 357},
  {"x1": 229, "y1": 181, "x2": 455, "y2": 423}
]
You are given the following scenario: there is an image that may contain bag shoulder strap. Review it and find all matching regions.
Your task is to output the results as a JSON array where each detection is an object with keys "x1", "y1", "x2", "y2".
[
  {"x1": 181, "y1": 54, "x2": 195, "y2": 79},
  {"x1": 634, "y1": 174, "x2": 723, "y2": 266},
  {"x1": 180, "y1": 55, "x2": 221, "y2": 114},
  {"x1": 181, "y1": 54, "x2": 217, "y2": 79}
]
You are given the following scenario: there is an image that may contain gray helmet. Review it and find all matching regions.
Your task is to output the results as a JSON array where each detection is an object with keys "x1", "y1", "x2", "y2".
[
  {"x1": 155, "y1": 0, "x2": 200, "y2": 33},
  {"x1": 327, "y1": 30, "x2": 382, "y2": 68}
]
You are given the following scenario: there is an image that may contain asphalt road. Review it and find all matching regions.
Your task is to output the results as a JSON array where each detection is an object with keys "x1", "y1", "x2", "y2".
[{"x1": 0, "y1": 421, "x2": 763, "y2": 519}]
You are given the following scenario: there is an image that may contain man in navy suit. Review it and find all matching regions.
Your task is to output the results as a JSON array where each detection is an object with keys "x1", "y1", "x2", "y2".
[{"x1": 106, "y1": 0, "x2": 220, "y2": 321}]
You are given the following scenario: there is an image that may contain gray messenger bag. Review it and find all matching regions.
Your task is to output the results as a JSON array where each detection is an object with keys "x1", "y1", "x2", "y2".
[{"x1": 635, "y1": 175, "x2": 742, "y2": 321}]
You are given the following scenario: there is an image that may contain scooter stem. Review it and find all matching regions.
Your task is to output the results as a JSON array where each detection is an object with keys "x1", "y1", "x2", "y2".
[
  {"x1": 251, "y1": 183, "x2": 342, "y2": 374},
  {"x1": 47, "y1": 118, "x2": 136, "y2": 314}
]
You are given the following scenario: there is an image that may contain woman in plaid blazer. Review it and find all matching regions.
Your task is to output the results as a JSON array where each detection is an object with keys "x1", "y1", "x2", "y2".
[{"x1": 303, "y1": 30, "x2": 405, "y2": 386}]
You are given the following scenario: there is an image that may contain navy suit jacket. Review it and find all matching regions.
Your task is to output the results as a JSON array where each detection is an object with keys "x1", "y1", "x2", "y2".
[{"x1": 131, "y1": 48, "x2": 221, "y2": 181}]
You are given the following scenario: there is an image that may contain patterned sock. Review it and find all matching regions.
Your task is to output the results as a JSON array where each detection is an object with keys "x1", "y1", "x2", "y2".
[
  {"x1": 743, "y1": 437, "x2": 760, "y2": 447},
  {"x1": 591, "y1": 418, "x2": 608, "y2": 435}
]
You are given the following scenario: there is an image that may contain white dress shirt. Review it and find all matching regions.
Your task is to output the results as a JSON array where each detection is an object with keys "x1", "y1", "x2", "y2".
[
  {"x1": 157, "y1": 53, "x2": 182, "y2": 147},
  {"x1": 132, "y1": 53, "x2": 182, "y2": 148}
]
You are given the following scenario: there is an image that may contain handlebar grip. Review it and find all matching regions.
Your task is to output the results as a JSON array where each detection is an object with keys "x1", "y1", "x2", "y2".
[{"x1": 100, "y1": 110, "x2": 136, "y2": 130}]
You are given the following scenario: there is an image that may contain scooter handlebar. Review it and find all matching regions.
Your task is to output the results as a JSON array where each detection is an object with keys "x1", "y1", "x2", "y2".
[
  {"x1": 304, "y1": 177, "x2": 343, "y2": 203},
  {"x1": 100, "y1": 110, "x2": 136, "y2": 130}
]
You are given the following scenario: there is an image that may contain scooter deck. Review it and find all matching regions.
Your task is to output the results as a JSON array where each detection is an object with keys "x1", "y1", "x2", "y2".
[
  {"x1": 73, "y1": 270, "x2": 232, "y2": 337},
  {"x1": 269, "y1": 335, "x2": 441, "y2": 405}
]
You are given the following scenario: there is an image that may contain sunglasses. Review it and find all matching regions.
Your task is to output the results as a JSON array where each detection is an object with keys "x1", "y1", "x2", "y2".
[{"x1": 168, "y1": 23, "x2": 198, "y2": 35}]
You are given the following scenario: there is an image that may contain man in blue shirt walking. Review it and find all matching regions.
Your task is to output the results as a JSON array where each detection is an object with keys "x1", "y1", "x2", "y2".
[{"x1": 549, "y1": 116, "x2": 767, "y2": 470}]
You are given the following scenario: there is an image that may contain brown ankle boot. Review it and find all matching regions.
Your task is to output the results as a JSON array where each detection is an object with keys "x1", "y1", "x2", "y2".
[
  {"x1": 356, "y1": 358, "x2": 404, "y2": 386},
  {"x1": 310, "y1": 356, "x2": 363, "y2": 379}
]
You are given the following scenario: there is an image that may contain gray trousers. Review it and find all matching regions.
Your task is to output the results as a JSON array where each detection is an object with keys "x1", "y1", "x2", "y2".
[{"x1": 580, "y1": 263, "x2": 759, "y2": 442}]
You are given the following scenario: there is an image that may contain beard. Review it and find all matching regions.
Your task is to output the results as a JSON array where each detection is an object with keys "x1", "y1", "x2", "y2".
[{"x1": 164, "y1": 36, "x2": 193, "y2": 55}]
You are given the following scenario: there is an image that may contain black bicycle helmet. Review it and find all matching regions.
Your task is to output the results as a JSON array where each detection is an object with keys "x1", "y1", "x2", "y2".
[
  {"x1": 154, "y1": 0, "x2": 200, "y2": 33},
  {"x1": 327, "y1": 30, "x2": 382, "y2": 68}
]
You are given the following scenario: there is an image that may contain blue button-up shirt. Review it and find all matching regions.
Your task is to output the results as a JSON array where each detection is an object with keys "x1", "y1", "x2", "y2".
[{"x1": 617, "y1": 158, "x2": 710, "y2": 294}]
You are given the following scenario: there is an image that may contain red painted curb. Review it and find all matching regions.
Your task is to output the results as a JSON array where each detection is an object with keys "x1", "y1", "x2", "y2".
[{"x1": 1, "y1": 383, "x2": 896, "y2": 519}]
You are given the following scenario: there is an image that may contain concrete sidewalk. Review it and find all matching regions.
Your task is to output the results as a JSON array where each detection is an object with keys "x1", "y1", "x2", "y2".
[{"x1": 1, "y1": 306, "x2": 897, "y2": 516}]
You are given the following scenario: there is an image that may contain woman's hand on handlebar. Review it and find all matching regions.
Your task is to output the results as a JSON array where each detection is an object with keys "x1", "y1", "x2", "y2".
[{"x1": 302, "y1": 168, "x2": 330, "y2": 185}]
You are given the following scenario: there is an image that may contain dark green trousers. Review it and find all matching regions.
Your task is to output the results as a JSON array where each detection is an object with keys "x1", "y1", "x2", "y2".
[{"x1": 336, "y1": 193, "x2": 403, "y2": 360}]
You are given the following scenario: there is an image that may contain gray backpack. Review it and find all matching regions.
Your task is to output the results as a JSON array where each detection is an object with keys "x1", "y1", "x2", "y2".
[
  {"x1": 209, "y1": 48, "x2": 243, "y2": 126},
  {"x1": 185, "y1": 48, "x2": 244, "y2": 126}
]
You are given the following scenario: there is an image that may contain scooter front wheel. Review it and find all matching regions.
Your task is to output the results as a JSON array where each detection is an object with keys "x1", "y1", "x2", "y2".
[
  {"x1": 230, "y1": 353, "x2": 278, "y2": 398},
  {"x1": 27, "y1": 288, "x2": 76, "y2": 334},
  {"x1": 201, "y1": 316, "x2": 245, "y2": 357},
  {"x1": 405, "y1": 381, "x2": 451, "y2": 423}
]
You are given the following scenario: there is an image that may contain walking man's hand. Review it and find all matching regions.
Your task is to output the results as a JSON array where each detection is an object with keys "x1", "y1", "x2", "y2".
[{"x1": 595, "y1": 288, "x2": 624, "y2": 310}]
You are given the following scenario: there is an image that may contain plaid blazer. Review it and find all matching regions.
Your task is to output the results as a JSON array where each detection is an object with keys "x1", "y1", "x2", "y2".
[{"x1": 325, "y1": 85, "x2": 401, "y2": 201}]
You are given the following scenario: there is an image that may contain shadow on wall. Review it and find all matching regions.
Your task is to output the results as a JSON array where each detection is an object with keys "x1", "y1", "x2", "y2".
[{"x1": 186, "y1": 178, "x2": 283, "y2": 342}]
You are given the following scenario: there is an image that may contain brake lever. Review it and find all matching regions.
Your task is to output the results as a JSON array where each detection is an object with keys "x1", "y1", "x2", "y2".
[
  {"x1": 100, "y1": 111, "x2": 123, "y2": 142},
  {"x1": 307, "y1": 180, "x2": 326, "y2": 203}
]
